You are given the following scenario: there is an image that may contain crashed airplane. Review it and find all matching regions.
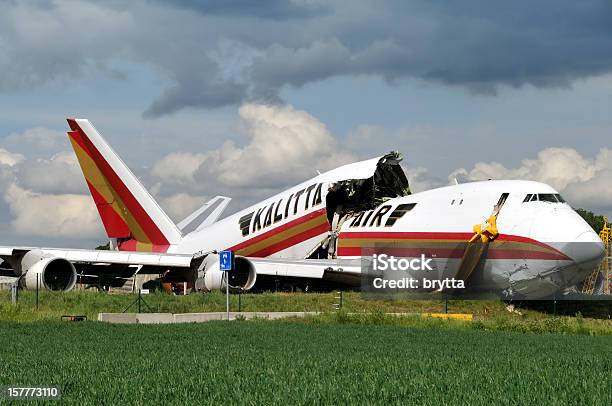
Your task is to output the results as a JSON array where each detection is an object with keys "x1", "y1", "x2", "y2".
[{"x1": 0, "y1": 119, "x2": 605, "y2": 298}]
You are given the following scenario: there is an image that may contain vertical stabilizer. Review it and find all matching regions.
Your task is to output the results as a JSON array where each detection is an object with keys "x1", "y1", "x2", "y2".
[{"x1": 67, "y1": 118, "x2": 181, "y2": 252}]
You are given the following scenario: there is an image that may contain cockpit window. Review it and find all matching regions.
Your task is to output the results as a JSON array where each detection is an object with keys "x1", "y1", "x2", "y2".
[
  {"x1": 538, "y1": 194, "x2": 558, "y2": 203},
  {"x1": 523, "y1": 193, "x2": 566, "y2": 204}
]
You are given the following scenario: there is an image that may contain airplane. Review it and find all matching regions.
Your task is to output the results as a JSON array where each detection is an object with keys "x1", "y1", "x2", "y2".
[{"x1": 0, "y1": 118, "x2": 605, "y2": 299}]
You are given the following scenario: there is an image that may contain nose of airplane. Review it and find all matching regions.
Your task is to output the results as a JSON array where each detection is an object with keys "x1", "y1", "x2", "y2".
[
  {"x1": 568, "y1": 230, "x2": 605, "y2": 266},
  {"x1": 529, "y1": 206, "x2": 604, "y2": 272}
]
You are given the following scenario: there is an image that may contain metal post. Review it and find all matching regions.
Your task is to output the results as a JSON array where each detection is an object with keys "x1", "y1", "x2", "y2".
[
  {"x1": 238, "y1": 291, "x2": 242, "y2": 312},
  {"x1": 340, "y1": 291, "x2": 343, "y2": 309},
  {"x1": 138, "y1": 289, "x2": 142, "y2": 313},
  {"x1": 226, "y1": 272, "x2": 230, "y2": 321},
  {"x1": 11, "y1": 283, "x2": 17, "y2": 305},
  {"x1": 36, "y1": 274, "x2": 39, "y2": 310},
  {"x1": 445, "y1": 296, "x2": 448, "y2": 314}
]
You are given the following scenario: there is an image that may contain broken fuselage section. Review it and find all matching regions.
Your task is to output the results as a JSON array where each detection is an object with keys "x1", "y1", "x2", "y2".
[
  {"x1": 175, "y1": 152, "x2": 412, "y2": 291},
  {"x1": 234, "y1": 151, "x2": 410, "y2": 258}
]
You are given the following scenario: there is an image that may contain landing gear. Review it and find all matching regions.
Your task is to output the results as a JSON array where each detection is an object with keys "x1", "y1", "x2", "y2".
[{"x1": 278, "y1": 282, "x2": 311, "y2": 293}]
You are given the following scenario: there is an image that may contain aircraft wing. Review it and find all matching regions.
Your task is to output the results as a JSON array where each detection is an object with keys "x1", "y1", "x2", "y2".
[
  {"x1": 246, "y1": 257, "x2": 363, "y2": 286},
  {"x1": 1, "y1": 246, "x2": 363, "y2": 290},
  {"x1": 0, "y1": 247, "x2": 196, "y2": 268},
  {"x1": 0, "y1": 246, "x2": 201, "y2": 290}
]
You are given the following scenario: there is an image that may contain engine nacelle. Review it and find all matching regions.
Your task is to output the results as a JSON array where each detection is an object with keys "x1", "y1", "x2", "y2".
[
  {"x1": 20, "y1": 250, "x2": 77, "y2": 292},
  {"x1": 197, "y1": 255, "x2": 257, "y2": 292}
]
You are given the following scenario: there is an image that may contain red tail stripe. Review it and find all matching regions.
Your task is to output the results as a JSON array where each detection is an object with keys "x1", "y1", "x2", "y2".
[
  {"x1": 118, "y1": 239, "x2": 169, "y2": 253},
  {"x1": 86, "y1": 180, "x2": 131, "y2": 238},
  {"x1": 67, "y1": 119, "x2": 169, "y2": 245}
]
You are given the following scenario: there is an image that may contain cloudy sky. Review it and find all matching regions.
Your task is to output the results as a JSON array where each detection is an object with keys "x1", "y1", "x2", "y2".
[{"x1": 1, "y1": 0, "x2": 611, "y2": 248}]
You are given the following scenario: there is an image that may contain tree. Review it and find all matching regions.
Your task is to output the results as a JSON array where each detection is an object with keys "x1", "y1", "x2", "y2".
[
  {"x1": 575, "y1": 208, "x2": 607, "y2": 234},
  {"x1": 95, "y1": 242, "x2": 110, "y2": 250}
]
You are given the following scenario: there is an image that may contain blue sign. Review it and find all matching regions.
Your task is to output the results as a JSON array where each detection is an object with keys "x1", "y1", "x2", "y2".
[{"x1": 219, "y1": 250, "x2": 233, "y2": 272}]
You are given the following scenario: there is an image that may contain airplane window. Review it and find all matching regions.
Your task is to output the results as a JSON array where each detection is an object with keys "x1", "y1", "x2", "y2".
[
  {"x1": 530, "y1": 194, "x2": 538, "y2": 202},
  {"x1": 523, "y1": 194, "x2": 532, "y2": 202},
  {"x1": 555, "y1": 194, "x2": 566, "y2": 203},
  {"x1": 538, "y1": 194, "x2": 558, "y2": 203}
]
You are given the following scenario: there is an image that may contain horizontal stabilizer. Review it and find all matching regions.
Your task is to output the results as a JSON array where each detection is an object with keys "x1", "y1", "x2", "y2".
[{"x1": 177, "y1": 196, "x2": 232, "y2": 234}]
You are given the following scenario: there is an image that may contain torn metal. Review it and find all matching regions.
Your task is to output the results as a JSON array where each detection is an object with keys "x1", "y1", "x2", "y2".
[
  {"x1": 311, "y1": 152, "x2": 411, "y2": 260},
  {"x1": 325, "y1": 151, "x2": 410, "y2": 221}
]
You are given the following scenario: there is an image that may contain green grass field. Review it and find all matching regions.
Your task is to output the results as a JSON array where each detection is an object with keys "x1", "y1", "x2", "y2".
[
  {"x1": 0, "y1": 320, "x2": 610, "y2": 404},
  {"x1": 1, "y1": 290, "x2": 611, "y2": 335}
]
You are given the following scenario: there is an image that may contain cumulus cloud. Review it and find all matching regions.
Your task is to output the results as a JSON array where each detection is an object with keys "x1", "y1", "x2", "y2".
[
  {"x1": 2, "y1": 1, "x2": 612, "y2": 116},
  {"x1": 4, "y1": 183, "x2": 103, "y2": 238},
  {"x1": 0, "y1": 141, "x2": 102, "y2": 242},
  {"x1": 0, "y1": 148, "x2": 24, "y2": 168},
  {"x1": 158, "y1": 193, "x2": 208, "y2": 221},
  {"x1": 2, "y1": 127, "x2": 67, "y2": 156},
  {"x1": 449, "y1": 148, "x2": 596, "y2": 191},
  {"x1": 450, "y1": 147, "x2": 612, "y2": 213},
  {"x1": 16, "y1": 151, "x2": 87, "y2": 194},
  {"x1": 402, "y1": 166, "x2": 445, "y2": 193},
  {"x1": 152, "y1": 103, "x2": 355, "y2": 190},
  {"x1": 151, "y1": 153, "x2": 207, "y2": 183}
]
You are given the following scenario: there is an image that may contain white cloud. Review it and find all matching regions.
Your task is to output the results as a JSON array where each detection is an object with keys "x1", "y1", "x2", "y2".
[
  {"x1": 158, "y1": 193, "x2": 208, "y2": 221},
  {"x1": 451, "y1": 147, "x2": 612, "y2": 213},
  {"x1": 151, "y1": 152, "x2": 208, "y2": 183},
  {"x1": 4, "y1": 183, "x2": 103, "y2": 238},
  {"x1": 0, "y1": 148, "x2": 24, "y2": 167},
  {"x1": 450, "y1": 148, "x2": 595, "y2": 191},
  {"x1": 2, "y1": 127, "x2": 67, "y2": 156},
  {"x1": 152, "y1": 103, "x2": 355, "y2": 189},
  {"x1": 16, "y1": 151, "x2": 88, "y2": 194},
  {"x1": 402, "y1": 166, "x2": 444, "y2": 193}
]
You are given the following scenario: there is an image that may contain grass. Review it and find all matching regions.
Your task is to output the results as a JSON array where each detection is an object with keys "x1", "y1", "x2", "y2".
[
  {"x1": 1, "y1": 290, "x2": 611, "y2": 335},
  {"x1": 0, "y1": 320, "x2": 610, "y2": 404},
  {"x1": 294, "y1": 310, "x2": 612, "y2": 336}
]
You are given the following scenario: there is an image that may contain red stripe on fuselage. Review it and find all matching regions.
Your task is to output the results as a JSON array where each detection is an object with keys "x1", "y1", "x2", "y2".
[
  {"x1": 244, "y1": 222, "x2": 331, "y2": 257},
  {"x1": 337, "y1": 231, "x2": 570, "y2": 260},
  {"x1": 336, "y1": 246, "x2": 568, "y2": 260},
  {"x1": 227, "y1": 208, "x2": 328, "y2": 253}
]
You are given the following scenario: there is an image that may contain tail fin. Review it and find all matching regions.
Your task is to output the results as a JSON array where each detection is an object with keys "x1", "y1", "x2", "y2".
[{"x1": 67, "y1": 118, "x2": 181, "y2": 252}]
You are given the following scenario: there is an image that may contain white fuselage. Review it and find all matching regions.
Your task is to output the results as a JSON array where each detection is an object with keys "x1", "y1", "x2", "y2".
[{"x1": 169, "y1": 178, "x2": 603, "y2": 297}]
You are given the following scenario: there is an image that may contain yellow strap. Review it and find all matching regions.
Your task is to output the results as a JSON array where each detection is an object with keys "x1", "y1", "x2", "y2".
[{"x1": 470, "y1": 214, "x2": 499, "y2": 243}]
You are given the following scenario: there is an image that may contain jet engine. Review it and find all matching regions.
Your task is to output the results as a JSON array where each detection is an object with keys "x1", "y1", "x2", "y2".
[
  {"x1": 197, "y1": 255, "x2": 257, "y2": 292},
  {"x1": 20, "y1": 250, "x2": 77, "y2": 292}
]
